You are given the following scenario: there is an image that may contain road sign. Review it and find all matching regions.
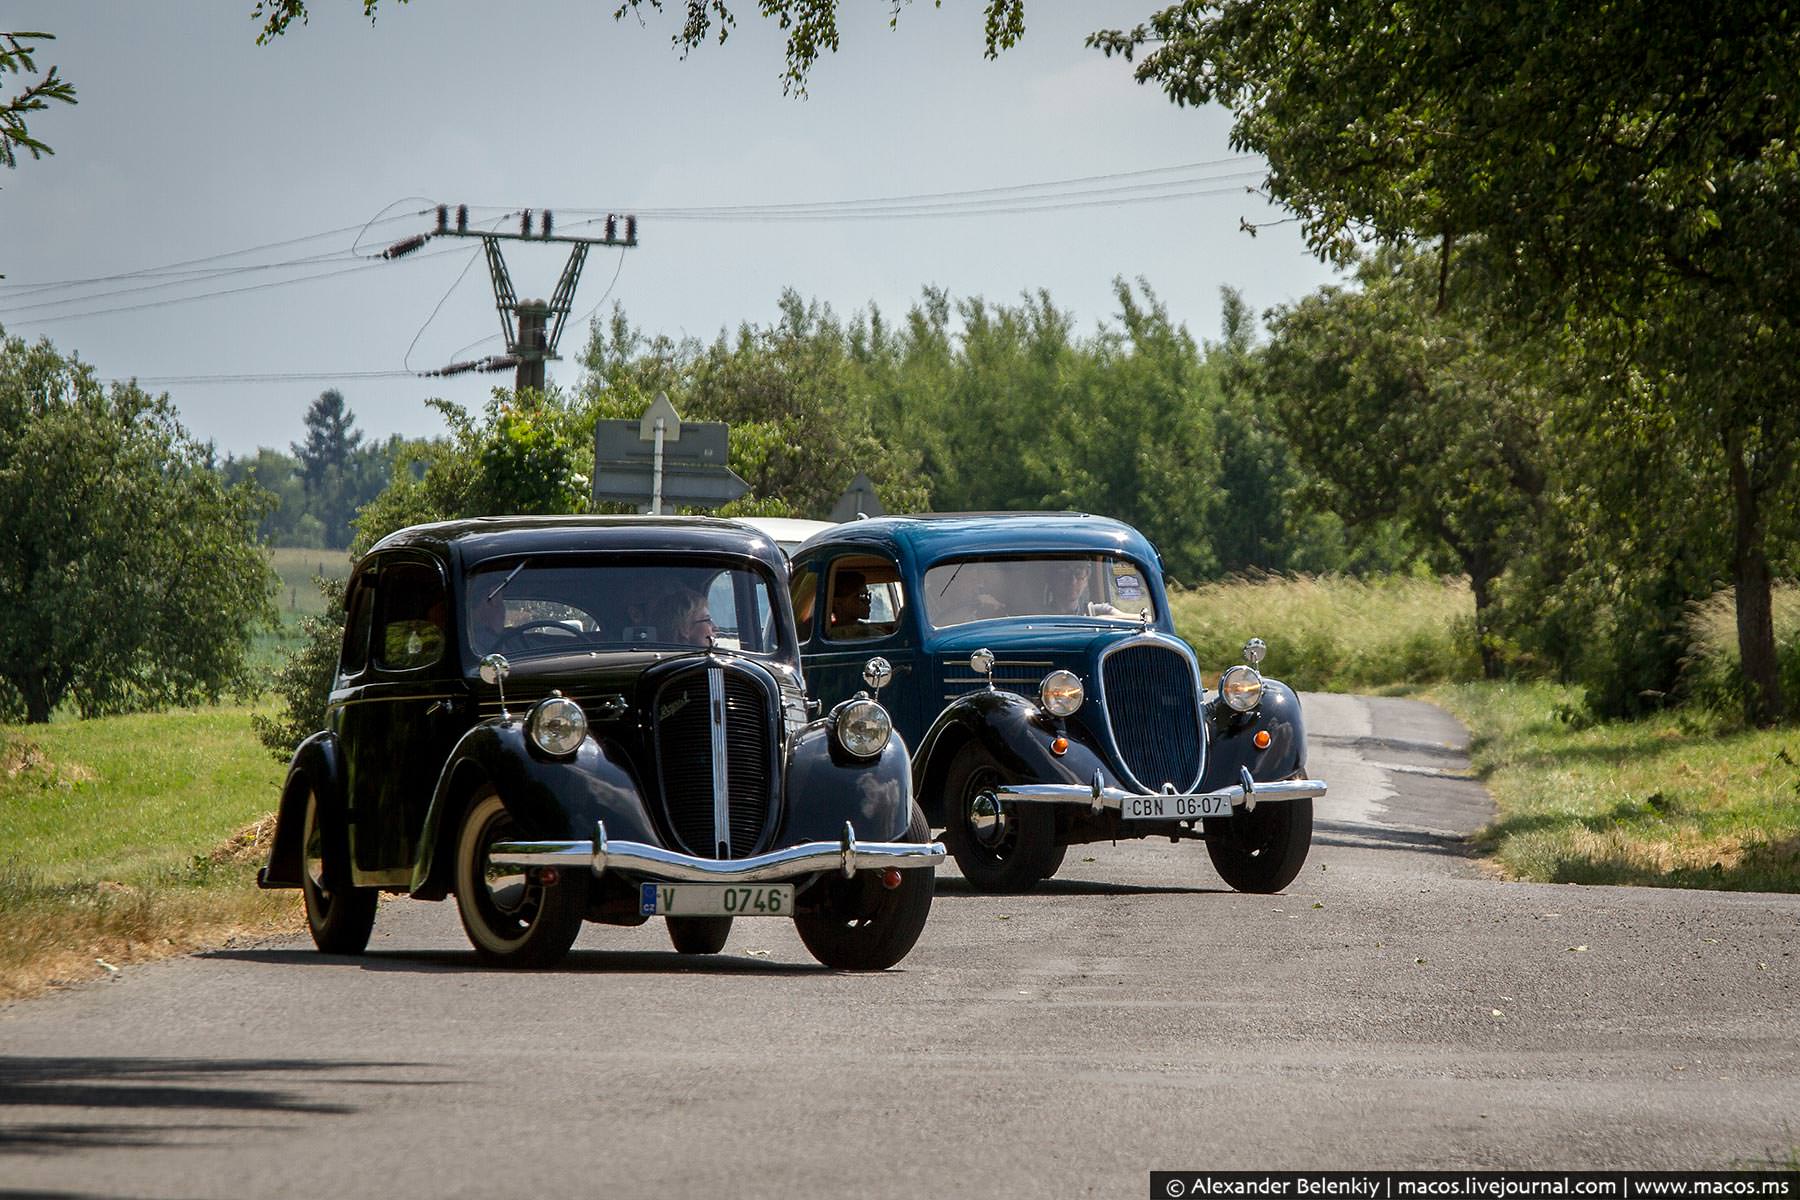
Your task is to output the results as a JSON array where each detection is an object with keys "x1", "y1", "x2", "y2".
[
  {"x1": 592, "y1": 395, "x2": 748, "y2": 512},
  {"x1": 829, "y1": 472, "x2": 885, "y2": 521}
]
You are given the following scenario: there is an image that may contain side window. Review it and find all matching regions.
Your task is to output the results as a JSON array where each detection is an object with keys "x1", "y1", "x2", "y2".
[
  {"x1": 340, "y1": 574, "x2": 376, "y2": 677},
  {"x1": 789, "y1": 565, "x2": 820, "y2": 644},
  {"x1": 825, "y1": 555, "x2": 905, "y2": 642},
  {"x1": 374, "y1": 559, "x2": 448, "y2": 671}
]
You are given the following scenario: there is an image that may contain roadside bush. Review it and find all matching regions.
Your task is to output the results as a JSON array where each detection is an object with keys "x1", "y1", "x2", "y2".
[
  {"x1": 252, "y1": 576, "x2": 345, "y2": 762},
  {"x1": 1682, "y1": 585, "x2": 1800, "y2": 728}
]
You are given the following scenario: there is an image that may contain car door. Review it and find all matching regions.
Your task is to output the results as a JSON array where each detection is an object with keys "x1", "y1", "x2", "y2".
[
  {"x1": 795, "y1": 551, "x2": 924, "y2": 746},
  {"x1": 339, "y1": 551, "x2": 464, "y2": 884}
]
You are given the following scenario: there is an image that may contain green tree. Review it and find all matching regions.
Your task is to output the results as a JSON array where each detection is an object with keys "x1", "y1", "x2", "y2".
[
  {"x1": 1093, "y1": 0, "x2": 1800, "y2": 722},
  {"x1": 1260, "y1": 249, "x2": 1551, "y2": 677},
  {"x1": 0, "y1": 331, "x2": 276, "y2": 723},
  {"x1": 1, "y1": 32, "x2": 75, "y2": 176}
]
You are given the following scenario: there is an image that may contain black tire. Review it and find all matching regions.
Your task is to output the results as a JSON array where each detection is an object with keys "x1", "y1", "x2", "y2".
[
  {"x1": 1205, "y1": 796, "x2": 1313, "y2": 893},
  {"x1": 939, "y1": 745, "x2": 1065, "y2": 893},
  {"x1": 300, "y1": 789, "x2": 378, "y2": 956},
  {"x1": 666, "y1": 916, "x2": 733, "y2": 955},
  {"x1": 794, "y1": 802, "x2": 935, "y2": 971},
  {"x1": 453, "y1": 788, "x2": 587, "y2": 968}
]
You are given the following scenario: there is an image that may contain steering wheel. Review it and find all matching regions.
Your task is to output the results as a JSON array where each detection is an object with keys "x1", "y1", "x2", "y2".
[{"x1": 494, "y1": 619, "x2": 584, "y2": 653}]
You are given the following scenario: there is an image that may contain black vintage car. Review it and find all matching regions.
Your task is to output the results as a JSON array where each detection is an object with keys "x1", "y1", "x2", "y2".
[
  {"x1": 259, "y1": 516, "x2": 942, "y2": 970},
  {"x1": 790, "y1": 513, "x2": 1327, "y2": 895}
]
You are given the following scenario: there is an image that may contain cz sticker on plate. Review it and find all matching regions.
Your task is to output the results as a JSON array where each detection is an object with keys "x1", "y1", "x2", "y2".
[{"x1": 640, "y1": 883, "x2": 795, "y2": 917}]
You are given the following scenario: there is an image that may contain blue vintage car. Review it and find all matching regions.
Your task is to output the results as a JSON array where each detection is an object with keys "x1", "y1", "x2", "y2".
[{"x1": 787, "y1": 513, "x2": 1326, "y2": 894}]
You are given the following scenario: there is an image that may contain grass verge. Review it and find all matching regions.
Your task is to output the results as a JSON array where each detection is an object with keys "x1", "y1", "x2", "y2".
[
  {"x1": 1433, "y1": 681, "x2": 1800, "y2": 892},
  {"x1": 1, "y1": 706, "x2": 301, "y2": 1001}
]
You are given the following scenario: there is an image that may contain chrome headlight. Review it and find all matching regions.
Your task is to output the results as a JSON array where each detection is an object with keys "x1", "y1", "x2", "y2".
[
  {"x1": 833, "y1": 697, "x2": 892, "y2": 758},
  {"x1": 528, "y1": 694, "x2": 587, "y2": 756},
  {"x1": 1218, "y1": 665, "x2": 1264, "y2": 713},
  {"x1": 1038, "y1": 669, "x2": 1084, "y2": 717}
]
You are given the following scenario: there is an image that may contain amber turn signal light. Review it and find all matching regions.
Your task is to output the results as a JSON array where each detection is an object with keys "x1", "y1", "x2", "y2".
[
  {"x1": 1253, "y1": 730, "x2": 1271, "y2": 750},
  {"x1": 1050, "y1": 736, "x2": 1069, "y2": 756}
]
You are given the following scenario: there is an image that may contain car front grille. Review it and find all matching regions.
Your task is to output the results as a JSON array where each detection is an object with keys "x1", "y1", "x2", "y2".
[
  {"x1": 653, "y1": 664, "x2": 775, "y2": 858},
  {"x1": 1101, "y1": 642, "x2": 1203, "y2": 791}
]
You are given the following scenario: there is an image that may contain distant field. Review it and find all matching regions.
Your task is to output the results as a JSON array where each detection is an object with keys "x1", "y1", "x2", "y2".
[
  {"x1": 268, "y1": 546, "x2": 352, "y2": 617},
  {"x1": 1170, "y1": 572, "x2": 1480, "y2": 690}
]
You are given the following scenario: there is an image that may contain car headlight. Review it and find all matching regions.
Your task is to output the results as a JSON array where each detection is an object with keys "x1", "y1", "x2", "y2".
[
  {"x1": 528, "y1": 694, "x2": 587, "y2": 756},
  {"x1": 1218, "y1": 665, "x2": 1264, "y2": 713},
  {"x1": 1039, "y1": 669, "x2": 1084, "y2": 717},
  {"x1": 833, "y1": 697, "x2": 892, "y2": 758}
]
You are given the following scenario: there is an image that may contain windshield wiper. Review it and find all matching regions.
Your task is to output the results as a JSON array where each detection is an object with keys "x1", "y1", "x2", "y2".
[{"x1": 486, "y1": 559, "x2": 529, "y2": 602}]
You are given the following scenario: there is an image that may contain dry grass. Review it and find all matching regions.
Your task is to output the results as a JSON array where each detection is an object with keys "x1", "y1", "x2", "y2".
[{"x1": 0, "y1": 816, "x2": 304, "y2": 1003}]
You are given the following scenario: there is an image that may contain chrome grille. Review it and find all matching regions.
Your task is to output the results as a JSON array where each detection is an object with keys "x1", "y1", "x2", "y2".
[
  {"x1": 653, "y1": 665, "x2": 775, "y2": 858},
  {"x1": 1101, "y1": 642, "x2": 1202, "y2": 791}
]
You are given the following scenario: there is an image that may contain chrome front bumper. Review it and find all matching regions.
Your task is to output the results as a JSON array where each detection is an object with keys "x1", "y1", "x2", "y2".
[
  {"x1": 490, "y1": 820, "x2": 945, "y2": 884},
  {"x1": 992, "y1": 766, "x2": 1327, "y2": 815}
]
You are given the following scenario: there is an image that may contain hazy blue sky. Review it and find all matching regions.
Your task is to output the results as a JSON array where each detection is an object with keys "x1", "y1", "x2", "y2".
[{"x1": 1, "y1": 1, "x2": 1341, "y2": 456}]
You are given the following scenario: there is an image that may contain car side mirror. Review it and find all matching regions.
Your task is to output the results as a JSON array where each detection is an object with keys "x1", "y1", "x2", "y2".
[
  {"x1": 480, "y1": 653, "x2": 512, "y2": 718},
  {"x1": 862, "y1": 656, "x2": 893, "y2": 696},
  {"x1": 970, "y1": 648, "x2": 995, "y2": 689}
]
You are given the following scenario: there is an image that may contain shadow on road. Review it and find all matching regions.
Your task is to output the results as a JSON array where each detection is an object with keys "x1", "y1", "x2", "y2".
[
  {"x1": 1311, "y1": 818, "x2": 1476, "y2": 858},
  {"x1": 205, "y1": 947, "x2": 826, "y2": 976},
  {"x1": 932, "y1": 876, "x2": 1224, "y2": 898},
  {"x1": 0, "y1": 1056, "x2": 423, "y2": 1158}
]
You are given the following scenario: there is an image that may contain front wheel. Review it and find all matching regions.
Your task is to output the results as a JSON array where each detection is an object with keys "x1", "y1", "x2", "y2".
[
  {"x1": 1204, "y1": 797, "x2": 1313, "y2": 893},
  {"x1": 794, "y1": 803, "x2": 935, "y2": 971},
  {"x1": 454, "y1": 788, "x2": 587, "y2": 968},
  {"x1": 300, "y1": 789, "x2": 377, "y2": 955},
  {"x1": 939, "y1": 745, "x2": 1065, "y2": 893},
  {"x1": 666, "y1": 916, "x2": 732, "y2": 955}
]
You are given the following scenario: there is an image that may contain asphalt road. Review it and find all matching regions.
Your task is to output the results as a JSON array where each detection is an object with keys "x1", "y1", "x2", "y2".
[{"x1": 3, "y1": 695, "x2": 1797, "y2": 1198}]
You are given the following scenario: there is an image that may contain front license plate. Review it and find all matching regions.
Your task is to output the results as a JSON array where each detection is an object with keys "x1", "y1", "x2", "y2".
[
  {"x1": 1121, "y1": 792, "x2": 1235, "y2": 821},
  {"x1": 639, "y1": 883, "x2": 795, "y2": 917}
]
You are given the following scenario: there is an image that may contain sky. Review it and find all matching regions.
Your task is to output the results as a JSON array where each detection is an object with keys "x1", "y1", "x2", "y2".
[{"x1": 0, "y1": 1, "x2": 1343, "y2": 457}]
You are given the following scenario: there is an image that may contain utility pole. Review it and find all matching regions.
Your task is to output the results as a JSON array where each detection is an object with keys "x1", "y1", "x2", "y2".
[{"x1": 385, "y1": 204, "x2": 639, "y2": 389}]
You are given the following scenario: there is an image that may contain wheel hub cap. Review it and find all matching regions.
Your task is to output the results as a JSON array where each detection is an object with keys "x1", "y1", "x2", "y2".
[{"x1": 969, "y1": 791, "x2": 1008, "y2": 846}]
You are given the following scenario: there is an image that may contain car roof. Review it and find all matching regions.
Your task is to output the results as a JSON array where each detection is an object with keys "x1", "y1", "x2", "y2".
[
  {"x1": 799, "y1": 512, "x2": 1159, "y2": 568},
  {"x1": 731, "y1": 516, "x2": 839, "y2": 550},
  {"x1": 367, "y1": 514, "x2": 787, "y2": 569}
]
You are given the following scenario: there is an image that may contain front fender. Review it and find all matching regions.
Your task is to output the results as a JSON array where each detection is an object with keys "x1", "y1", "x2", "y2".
[
  {"x1": 260, "y1": 731, "x2": 343, "y2": 889},
  {"x1": 410, "y1": 718, "x2": 655, "y2": 898},
  {"x1": 777, "y1": 721, "x2": 914, "y2": 844},
  {"x1": 1200, "y1": 678, "x2": 1309, "y2": 790},
  {"x1": 912, "y1": 690, "x2": 1124, "y2": 826}
]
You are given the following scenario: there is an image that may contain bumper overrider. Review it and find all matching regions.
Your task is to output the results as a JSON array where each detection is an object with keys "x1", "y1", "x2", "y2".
[
  {"x1": 490, "y1": 820, "x2": 945, "y2": 884},
  {"x1": 991, "y1": 765, "x2": 1327, "y2": 815}
]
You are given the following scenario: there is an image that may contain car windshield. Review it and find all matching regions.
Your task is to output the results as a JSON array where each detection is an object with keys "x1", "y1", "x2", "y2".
[
  {"x1": 921, "y1": 555, "x2": 1152, "y2": 628},
  {"x1": 465, "y1": 557, "x2": 782, "y2": 660}
]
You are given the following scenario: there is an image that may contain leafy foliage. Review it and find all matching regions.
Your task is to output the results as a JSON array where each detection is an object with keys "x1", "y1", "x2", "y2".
[
  {"x1": 0, "y1": 32, "x2": 76, "y2": 173},
  {"x1": 254, "y1": 1, "x2": 1025, "y2": 94},
  {"x1": 252, "y1": 575, "x2": 346, "y2": 760},
  {"x1": 1093, "y1": 0, "x2": 1800, "y2": 723},
  {"x1": 0, "y1": 332, "x2": 276, "y2": 723}
]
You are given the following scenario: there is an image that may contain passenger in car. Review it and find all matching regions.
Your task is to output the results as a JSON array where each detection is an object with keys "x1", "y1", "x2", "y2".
[{"x1": 828, "y1": 571, "x2": 877, "y2": 638}]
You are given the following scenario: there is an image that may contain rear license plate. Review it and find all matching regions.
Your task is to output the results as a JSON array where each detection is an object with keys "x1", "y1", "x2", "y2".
[
  {"x1": 1120, "y1": 793, "x2": 1234, "y2": 821},
  {"x1": 639, "y1": 883, "x2": 794, "y2": 917}
]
